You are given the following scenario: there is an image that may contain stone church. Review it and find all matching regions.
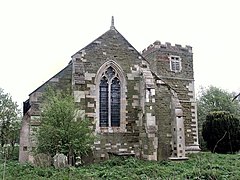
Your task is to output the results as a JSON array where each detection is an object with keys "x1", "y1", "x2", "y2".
[{"x1": 19, "y1": 17, "x2": 200, "y2": 163}]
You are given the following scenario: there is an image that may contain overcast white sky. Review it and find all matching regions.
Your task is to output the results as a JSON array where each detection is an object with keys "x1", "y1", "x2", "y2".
[{"x1": 0, "y1": 0, "x2": 240, "y2": 109}]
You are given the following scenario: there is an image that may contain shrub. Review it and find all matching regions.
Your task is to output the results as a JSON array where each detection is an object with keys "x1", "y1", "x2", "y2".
[
  {"x1": 202, "y1": 111, "x2": 240, "y2": 153},
  {"x1": 37, "y1": 88, "x2": 95, "y2": 166}
]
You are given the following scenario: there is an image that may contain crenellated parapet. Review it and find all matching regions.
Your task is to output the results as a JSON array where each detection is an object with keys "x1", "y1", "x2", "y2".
[{"x1": 142, "y1": 41, "x2": 192, "y2": 56}]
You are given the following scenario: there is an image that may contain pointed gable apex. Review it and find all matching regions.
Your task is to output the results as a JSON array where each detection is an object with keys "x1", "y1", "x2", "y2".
[{"x1": 71, "y1": 18, "x2": 148, "y2": 64}]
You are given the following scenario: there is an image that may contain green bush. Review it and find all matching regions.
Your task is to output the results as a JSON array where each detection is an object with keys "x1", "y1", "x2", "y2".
[
  {"x1": 0, "y1": 145, "x2": 19, "y2": 161},
  {"x1": 37, "y1": 88, "x2": 95, "y2": 165},
  {"x1": 202, "y1": 111, "x2": 240, "y2": 153}
]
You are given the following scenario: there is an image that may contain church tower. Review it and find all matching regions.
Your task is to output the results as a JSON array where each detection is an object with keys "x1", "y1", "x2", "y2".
[{"x1": 142, "y1": 41, "x2": 200, "y2": 156}]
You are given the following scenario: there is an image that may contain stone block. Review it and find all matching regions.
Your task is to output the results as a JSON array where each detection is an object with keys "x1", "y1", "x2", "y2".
[
  {"x1": 49, "y1": 77, "x2": 59, "y2": 82},
  {"x1": 127, "y1": 73, "x2": 134, "y2": 80},
  {"x1": 85, "y1": 72, "x2": 96, "y2": 80},
  {"x1": 74, "y1": 91, "x2": 85, "y2": 102},
  {"x1": 119, "y1": 148, "x2": 128, "y2": 152},
  {"x1": 146, "y1": 113, "x2": 156, "y2": 126},
  {"x1": 94, "y1": 141, "x2": 101, "y2": 145},
  {"x1": 87, "y1": 102, "x2": 95, "y2": 108}
]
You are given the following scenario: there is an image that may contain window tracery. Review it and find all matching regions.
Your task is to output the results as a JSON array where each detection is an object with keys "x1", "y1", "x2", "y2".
[{"x1": 99, "y1": 66, "x2": 121, "y2": 127}]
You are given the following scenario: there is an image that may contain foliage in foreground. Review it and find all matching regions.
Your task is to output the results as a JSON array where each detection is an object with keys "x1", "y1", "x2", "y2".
[
  {"x1": 0, "y1": 87, "x2": 20, "y2": 160},
  {"x1": 37, "y1": 88, "x2": 94, "y2": 164},
  {"x1": 197, "y1": 86, "x2": 240, "y2": 150},
  {"x1": 202, "y1": 111, "x2": 240, "y2": 153},
  {"x1": 1, "y1": 152, "x2": 240, "y2": 179}
]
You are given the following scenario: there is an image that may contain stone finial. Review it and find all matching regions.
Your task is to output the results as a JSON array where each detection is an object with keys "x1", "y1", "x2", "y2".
[{"x1": 110, "y1": 16, "x2": 115, "y2": 30}]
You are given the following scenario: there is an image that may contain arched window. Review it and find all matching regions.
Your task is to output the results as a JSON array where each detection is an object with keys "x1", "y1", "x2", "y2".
[
  {"x1": 99, "y1": 77, "x2": 108, "y2": 127},
  {"x1": 99, "y1": 66, "x2": 121, "y2": 127}
]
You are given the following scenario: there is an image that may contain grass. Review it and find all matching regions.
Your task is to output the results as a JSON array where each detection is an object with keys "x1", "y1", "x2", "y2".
[{"x1": 0, "y1": 152, "x2": 239, "y2": 179}]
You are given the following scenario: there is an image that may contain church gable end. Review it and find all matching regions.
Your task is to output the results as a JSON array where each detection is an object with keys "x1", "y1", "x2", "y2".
[{"x1": 70, "y1": 20, "x2": 145, "y2": 161}]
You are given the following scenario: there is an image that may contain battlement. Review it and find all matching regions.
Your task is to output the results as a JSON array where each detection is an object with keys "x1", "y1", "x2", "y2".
[{"x1": 142, "y1": 40, "x2": 192, "y2": 56}]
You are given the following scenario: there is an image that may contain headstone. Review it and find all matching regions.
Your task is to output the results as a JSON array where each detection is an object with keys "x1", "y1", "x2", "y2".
[
  {"x1": 75, "y1": 156, "x2": 82, "y2": 167},
  {"x1": 33, "y1": 153, "x2": 52, "y2": 167},
  {"x1": 53, "y1": 153, "x2": 68, "y2": 168}
]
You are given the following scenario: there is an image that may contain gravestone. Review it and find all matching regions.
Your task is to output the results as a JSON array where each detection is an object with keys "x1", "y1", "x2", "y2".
[
  {"x1": 53, "y1": 153, "x2": 68, "y2": 168},
  {"x1": 75, "y1": 156, "x2": 82, "y2": 167},
  {"x1": 33, "y1": 153, "x2": 52, "y2": 167}
]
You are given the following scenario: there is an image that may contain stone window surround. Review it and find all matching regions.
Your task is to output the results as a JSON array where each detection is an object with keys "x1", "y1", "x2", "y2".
[
  {"x1": 169, "y1": 55, "x2": 182, "y2": 72},
  {"x1": 99, "y1": 67, "x2": 121, "y2": 127},
  {"x1": 95, "y1": 60, "x2": 127, "y2": 133}
]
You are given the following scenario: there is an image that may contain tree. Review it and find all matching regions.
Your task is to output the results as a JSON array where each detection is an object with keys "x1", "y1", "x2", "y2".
[
  {"x1": 202, "y1": 111, "x2": 240, "y2": 153},
  {"x1": 0, "y1": 88, "x2": 20, "y2": 159},
  {"x1": 197, "y1": 86, "x2": 240, "y2": 149},
  {"x1": 36, "y1": 88, "x2": 94, "y2": 165}
]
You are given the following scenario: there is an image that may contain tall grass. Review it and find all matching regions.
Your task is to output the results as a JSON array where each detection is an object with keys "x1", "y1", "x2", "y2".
[{"x1": 0, "y1": 152, "x2": 239, "y2": 179}]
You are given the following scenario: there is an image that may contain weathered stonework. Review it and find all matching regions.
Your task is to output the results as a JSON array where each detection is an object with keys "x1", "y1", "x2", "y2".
[
  {"x1": 142, "y1": 40, "x2": 200, "y2": 154},
  {"x1": 19, "y1": 18, "x2": 200, "y2": 164}
]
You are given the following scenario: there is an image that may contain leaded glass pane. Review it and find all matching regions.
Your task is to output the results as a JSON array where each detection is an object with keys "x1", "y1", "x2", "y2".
[
  {"x1": 106, "y1": 66, "x2": 115, "y2": 79},
  {"x1": 171, "y1": 61, "x2": 177, "y2": 71},
  {"x1": 171, "y1": 56, "x2": 181, "y2": 72},
  {"x1": 175, "y1": 62, "x2": 180, "y2": 71},
  {"x1": 111, "y1": 77, "x2": 120, "y2": 127},
  {"x1": 100, "y1": 77, "x2": 108, "y2": 127}
]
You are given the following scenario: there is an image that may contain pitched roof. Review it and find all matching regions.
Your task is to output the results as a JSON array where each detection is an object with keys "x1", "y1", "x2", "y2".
[
  {"x1": 28, "y1": 17, "x2": 149, "y2": 97},
  {"x1": 71, "y1": 17, "x2": 148, "y2": 63},
  {"x1": 29, "y1": 62, "x2": 72, "y2": 96}
]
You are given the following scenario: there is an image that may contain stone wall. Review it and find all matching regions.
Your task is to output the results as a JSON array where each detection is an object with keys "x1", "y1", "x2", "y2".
[
  {"x1": 71, "y1": 28, "x2": 146, "y2": 161},
  {"x1": 142, "y1": 41, "x2": 200, "y2": 153},
  {"x1": 154, "y1": 83, "x2": 173, "y2": 160},
  {"x1": 19, "y1": 64, "x2": 73, "y2": 163},
  {"x1": 19, "y1": 25, "x2": 200, "y2": 164},
  {"x1": 19, "y1": 110, "x2": 31, "y2": 163}
]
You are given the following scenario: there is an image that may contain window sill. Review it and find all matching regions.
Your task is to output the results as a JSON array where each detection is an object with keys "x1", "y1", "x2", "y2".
[{"x1": 96, "y1": 127, "x2": 126, "y2": 133}]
